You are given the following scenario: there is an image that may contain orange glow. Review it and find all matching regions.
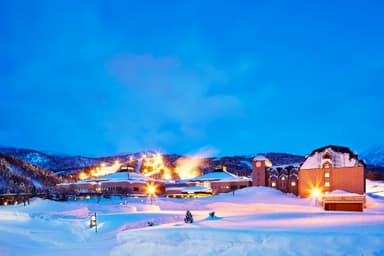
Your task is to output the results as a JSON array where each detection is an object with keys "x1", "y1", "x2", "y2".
[
  {"x1": 138, "y1": 151, "x2": 209, "y2": 181},
  {"x1": 312, "y1": 188, "x2": 321, "y2": 198},
  {"x1": 140, "y1": 153, "x2": 173, "y2": 180},
  {"x1": 146, "y1": 183, "x2": 156, "y2": 195},
  {"x1": 175, "y1": 156, "x2": 206, "y2": 180},
  {"x1": 101, "y1": 163, "x2": 106, "y2": 167},
  {"x1": 79, "y1": 172, "x2": 87, "y2": 180},
  {"x1": 113, "y1": 160, "x2": 120, "y2": 166},
  {"x1": 163, "y1": 172, "x2": 172, "y2": 180}
]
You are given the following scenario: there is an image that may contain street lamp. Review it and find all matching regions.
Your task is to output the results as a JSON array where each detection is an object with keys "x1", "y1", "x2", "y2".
[
  {"x1": 147, "y1": 183, "x2": 156, "y2": 205},
  {"x1": 312, "y1": 188, "x2": 321, "y2": 206}
]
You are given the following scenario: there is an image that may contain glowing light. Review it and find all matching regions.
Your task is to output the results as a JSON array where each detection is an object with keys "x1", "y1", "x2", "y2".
[
  {"x1": 3, "y1": 201, "x2": 8, "y2": 206},
  {"x1": 79, "y1": 172, "x2": 88, "y2": 180},
  {"x1": 271, "y1": 182, "x2": 276, "y2": 187},
  {"x1": 147, "y1": 184, "x2": 156, "y2": 195},
  {"x1": 146, "y1": 183, "x2": 156, "y2": 205},
  {"x1": 113, "y1": 160, "x2": 120, "y2": 166},
  {"x1": 311, "y1": 187, "x2": 322, "y2": 206},
  {"x1": 175, "y1": 156, "x2": 206, "y2": 180},
  {"x1": 140, "y1": 152, "x2": 172, "y2": 179},
  {"x1": 101, "y1": 163, "x2": 106, "y2": 167},
  {"x1": 163, "y1": 172, "x2": 172, "y2": 180},
  {"x1": 291, "y1": 181, "x2": 296, "y2": 186},
  {"x1": 312, "y1": 188, "x2": 321, "y2": 198}
]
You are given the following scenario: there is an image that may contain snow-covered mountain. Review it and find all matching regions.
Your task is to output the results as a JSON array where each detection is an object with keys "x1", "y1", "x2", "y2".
[
  {"x1": 0, "y1": 147, "x2": 138, "y2": 174},
  {"x1": 1, "y1": 144, "x2": 383, "y2": 192},
  {"x1": 361, "y1": 144, "x2": 384, "y2": 167},
  {"x1": 0, "y1": 153, "x2": 61, "y2": 193},
  {"x1": 0, "y1": 147, "x2": 304, "y2": 178}
]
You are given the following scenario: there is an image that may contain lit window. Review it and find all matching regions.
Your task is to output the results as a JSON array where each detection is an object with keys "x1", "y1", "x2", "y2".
[
  {"x1": 281, "y1": 176, "x2": 286, "y2": 181},
  {"x1": 271, "y1": 182, "x2": 276, "y2": 187},
  {"x1": 291, "y1": 181, "x2": 296, "y2": 186},
  {"x1": 324, "y1": 182, "x2": 330, "y2": 187},
  {"x1": 323, "y1": 162, "x2": 331, "y2": 168},
  {"x1": 324, "y1": 172, "x2": 330, "y2": 178}
]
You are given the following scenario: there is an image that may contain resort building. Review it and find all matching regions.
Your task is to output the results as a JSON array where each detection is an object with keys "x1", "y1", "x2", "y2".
[{"x1": 298, "y1": 145, "x2": 365, "y2": 198}]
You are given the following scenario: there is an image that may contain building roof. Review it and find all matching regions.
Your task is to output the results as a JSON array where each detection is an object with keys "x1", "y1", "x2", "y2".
[
  {"x1": 100, "y1": 171, "x2": 153, "y2": 181},
  {"x1": 190, "y1": 170, "x2": 248, "y2": 181},
  {"x1": 253, "y1": 155, "x2": 273, "y2": 167},
  {"x1": 165, "y1": 185, "x2": 213, "y2": 195},
  {"x1": 57, "y1": 171, "x2": 158, "y2": 186},
  {"x1": 308, "y1": 145, "x2": 358, "y2": 159},
  {"x1": 301, "y1": 145, "x2": 364, "y2": 170}
]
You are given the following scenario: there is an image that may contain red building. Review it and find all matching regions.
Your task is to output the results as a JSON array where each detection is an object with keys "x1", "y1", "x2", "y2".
[
  {"x1": 252, "y1": 155, "x2": 298, "y2": 194},
  {"x1": 252, "y1": 145, "x2": 365, "y2": 211},
  {"x1": 298, "y1": 145, "x2": 365, "y2": 198}
]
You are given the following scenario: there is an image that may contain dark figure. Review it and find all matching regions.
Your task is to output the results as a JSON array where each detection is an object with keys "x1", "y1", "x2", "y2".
[{"x1": 184, "y1": 210, "x2": 193, "y2": 223}]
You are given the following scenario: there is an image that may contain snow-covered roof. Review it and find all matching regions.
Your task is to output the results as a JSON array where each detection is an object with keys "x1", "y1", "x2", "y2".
[
  {"x1": 165, "y1": 186, "x2": 212, "y2": 193},
  {"x1": 253, "y1": 155, "x2": 268, "y2": 161},
  {"x1": 190, "y1": 170, "x2": 248, "y2": 181},
  {"x1": 100, "y1": 172, "x2": 154, "y2": 181},
  {"x1": 323, "y1": 190, "x2": 363, "y2": 197},
  {"x1": 300, "y1": 145, "x2": 364, "y2": 170},
  {"x1": 253, "y1": 155, "x2": 272, "y2": 167},
  {"x1": 57, "y1": 171, "x2": 158, "y2": 186}
]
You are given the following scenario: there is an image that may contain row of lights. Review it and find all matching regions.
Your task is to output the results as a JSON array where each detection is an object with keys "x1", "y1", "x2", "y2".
[
  {"x1": 78, "y1": 160, "x2": 122, "y2": 180},
  {"x1": 271, "y1": 180, "x2": 296, "y2": 187}
]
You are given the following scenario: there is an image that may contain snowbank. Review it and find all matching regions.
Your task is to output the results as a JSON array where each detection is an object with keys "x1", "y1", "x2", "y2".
[
  {"x1": 0, "y1": 180, "x2": 383, "y2": 255},
  {"x1": 0, "y1": 211, "x2": 30, "y2": 222}
]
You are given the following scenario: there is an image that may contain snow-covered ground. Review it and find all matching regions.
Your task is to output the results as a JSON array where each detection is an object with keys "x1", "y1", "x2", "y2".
[{"x1": 1, "y1": 180, "x2": 384, "y2": 256}]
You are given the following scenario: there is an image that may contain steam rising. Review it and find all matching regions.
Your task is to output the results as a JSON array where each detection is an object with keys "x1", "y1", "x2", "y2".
[{"x1": 175, "y1": 147, "x2": 218, "y2": 180}]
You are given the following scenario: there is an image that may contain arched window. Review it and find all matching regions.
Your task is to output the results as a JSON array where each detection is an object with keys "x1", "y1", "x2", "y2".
[
  {"x1": 322, "y1": 161, "x2": 332, "y2": 168},
  {"x1": 323, "y1": 152, "x2": 332, "y2": 159}
]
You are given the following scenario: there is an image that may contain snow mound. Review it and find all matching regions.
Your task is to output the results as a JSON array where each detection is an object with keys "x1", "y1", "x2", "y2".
[
  {"x1": 0, "y1": 211, "x2": 30, "y2": 222},
  {"x1": 112, "y1": 228, "x2": 384, "y2": 256},
  {"x1": 48, "y1": 207, "x2": 90, "y2": 217},
  {"x1": 136, "y1": 205, "x2": 160, "y2": 211}
]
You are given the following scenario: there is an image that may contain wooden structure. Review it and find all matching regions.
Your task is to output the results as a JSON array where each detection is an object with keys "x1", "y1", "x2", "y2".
[{"x1": 321, "y1": 192, "x2": 366, "y2": 212}]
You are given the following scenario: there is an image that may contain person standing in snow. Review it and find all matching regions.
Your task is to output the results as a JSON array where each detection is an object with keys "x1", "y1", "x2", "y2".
[{"x1": 184, "y1": 210, "x2": 193, "y2": 223}]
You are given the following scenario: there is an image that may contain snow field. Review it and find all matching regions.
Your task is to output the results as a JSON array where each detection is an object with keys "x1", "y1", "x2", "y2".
[{"x1": 0, "y1": 181, "x2": 383, "y2": 255}]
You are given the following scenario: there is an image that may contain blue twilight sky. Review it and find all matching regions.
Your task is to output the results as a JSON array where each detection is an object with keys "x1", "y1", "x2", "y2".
[{"x1": 0, "y1": 0, "x2": 383, "y2": 157}]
